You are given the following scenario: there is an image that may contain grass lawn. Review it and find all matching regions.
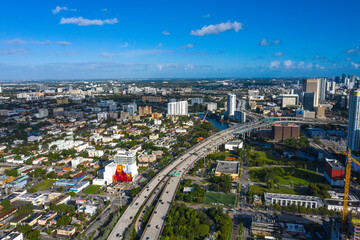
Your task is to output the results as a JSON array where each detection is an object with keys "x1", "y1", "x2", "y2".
[
  {"x1": 207, "y1": 152, "x2": 236, "y2": 160},
  {"x1": 249, "y1": 167, "x2": 326, "y2": 186},
  {"x1": 204, "y1": 192, "x2": 236, "y2": 206},
  {"x1": 33, "y1": 179, "x2": 56, "y2": 190},
  {"x1": 82, "y1": 185, "x2": 102, "y2": 194},
  {"x1": 247, "y1": 150, "x2": 307, "y2": 166}
]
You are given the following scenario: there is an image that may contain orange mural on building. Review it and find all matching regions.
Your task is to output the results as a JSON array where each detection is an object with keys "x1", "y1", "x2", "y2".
[{"x1": 113, "y1": 164, "x2": 133, "y2": 182}]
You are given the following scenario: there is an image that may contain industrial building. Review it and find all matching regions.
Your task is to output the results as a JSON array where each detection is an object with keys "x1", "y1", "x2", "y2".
[
  {"x1": 324, "y1": 158, "x2": 345, "y2": 186},
  {"x1": 214, "y1": 161, "x2": 239, "y2": 180},
  {"x1": 272, "y1": 123, "x2": 300, "y2": 141},
  {"x1": 69, "y1": 181, "x2": 90, "y2": 192},
  {"x1": 264, "y1": 192, "x2": 323, "y2": 208}
]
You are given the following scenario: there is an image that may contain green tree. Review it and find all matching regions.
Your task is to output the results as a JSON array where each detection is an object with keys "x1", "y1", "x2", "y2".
[
  {"x1": 57, "y1": 215, "x2": 72, "y2": 226},
  {"x1": 28, "y1": 187, "x2": 37, "y2": 193},
  {"x1": 5, "y1": 168, "x2": 19, "y2": 177}
]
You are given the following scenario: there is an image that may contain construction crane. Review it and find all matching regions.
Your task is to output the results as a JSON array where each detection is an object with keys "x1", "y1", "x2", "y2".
[{"x1": 342, "y1": 149, "x2": 360, "y2": 224}]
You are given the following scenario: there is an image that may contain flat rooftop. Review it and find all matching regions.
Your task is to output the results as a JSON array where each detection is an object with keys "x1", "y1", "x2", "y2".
[
  {"x1": 215, "y1": 161, "x2": 239, "y2": 174},
  {"x1": 264, "y1": 192, "x2": 323, "y2": 204},
  {"x1": 326, "y1": 158, "x2": 344, "y2": 169}
]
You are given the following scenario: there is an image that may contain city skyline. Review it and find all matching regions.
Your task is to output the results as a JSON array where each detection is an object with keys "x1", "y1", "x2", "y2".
[{"x1": 1, "y1": 0, "x2": 360, "y2": 80}]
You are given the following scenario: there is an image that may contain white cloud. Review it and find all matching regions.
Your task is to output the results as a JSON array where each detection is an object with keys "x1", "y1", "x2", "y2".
[
  {"x1": 203, "y1": 13, "x2": 211, "y2": 18},
  {"x1": 98, "y1": 52, "x2": 113, "y2": 58},
  {"x1": 31, "y1": 40, "x2": 51, "y2": 45},
  {"x1": 101, "y1": 8, "x2": 108, "y2": 12},
  {"x1": 3, "y1": 39, "x2": 52, "y2": 45},
  {"x1": 259, "y1": 39, "x2": 281, "y2": 46},
  {"x1": 52, "y1": 6, "x2": 68, "y2": 14},
  {"x1": 98, "y1": 49, "x2": 172, "y2": 58},
  {"x1": 56, "y1": 41, "x2": 71, "y2": 46},
  {"x1": 157, "y1": 43, "x2": 163, "y2": 47},
  {"x1": 352, "y1": 62, "x2": 360, "y2": 69},
  {"x1": 283, "y1": 60, "x2": 294, "y2": 68},
  {"x1": 190, "y1": 21, "x2": 242, "y2": 36},
  {"x1": 315, "y1": 64, "x2": 325, "y2": 69},
  {"x1": 269, "y1": 60, "x2": 314, "y2": 70},
  {"x1": 60, "y1": 17, "x2": 118, "y2": 26},
  {"x1": 156, "y1": 64, "x2": 195, "y2": 71},
  {"x1": 273, "y1": 52, "x2": 283, "y2": 57},
  {"x1": 0, "y1": 49, "x2": 28, "y2": 55},
  {"x1": 181, "y1": 44, "x2": 194, "y2": 49},
  {"x1": 121, "y1": 42, "x2": 128, "y2": 48},
  {"x1": 347, "y1": 47, "x2": 360, "y2": 55},
  {"x1": 269, "y1": 61, "x2": 280, "y2": 69},
  {"x1": 2, "y1": 38, "x2": 27, "y2": 45},
  {"x1": 162, "y1": 30, "x2": 170, "y2": 35}
]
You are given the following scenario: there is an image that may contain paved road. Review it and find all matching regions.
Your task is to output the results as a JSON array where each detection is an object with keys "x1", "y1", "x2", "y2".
[
  {"x1": 108, "y1": 116, "x2": 345, "y2": 240},
  {"x1": 140, "y1": 133, "x2": 235, "y2": 240},
  {"x1": 135, "y1": 176, "x2": 169, "y2": 236}
]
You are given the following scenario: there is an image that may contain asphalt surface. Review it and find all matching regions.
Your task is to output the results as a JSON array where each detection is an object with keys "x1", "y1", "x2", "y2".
[{"x1": 108, "y1": 116, "x2": 344, "y2": 240}]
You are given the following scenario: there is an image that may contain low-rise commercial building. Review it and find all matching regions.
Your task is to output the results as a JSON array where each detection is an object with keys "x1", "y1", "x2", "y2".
[
  {"x1": 264, "y1": 192, "x2": 323, "y2": 208},
  {"x1": 224, "y1": 140, "x2": 243, "y2": 151},
  {"x1": 214, "y1": 161, "x2": 239, "y2": 180},
  {"x1": 57, "y1": 225, "x2": 76, "y2": 236}
]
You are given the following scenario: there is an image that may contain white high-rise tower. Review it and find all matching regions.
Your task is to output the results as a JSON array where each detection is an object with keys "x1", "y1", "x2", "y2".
[{"x1": 227, "y1": 93, "x2": 236, "y2": 116}]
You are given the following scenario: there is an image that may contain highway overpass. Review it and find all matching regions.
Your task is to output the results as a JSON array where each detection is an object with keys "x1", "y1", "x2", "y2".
[{"x1": 108, "y1": 116, "x2": 346, "y2": 240}]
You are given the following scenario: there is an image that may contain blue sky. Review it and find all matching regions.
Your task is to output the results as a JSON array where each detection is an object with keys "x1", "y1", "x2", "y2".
[{"x1": 0, "y1": 0, "x2": 359, "y2": 80}]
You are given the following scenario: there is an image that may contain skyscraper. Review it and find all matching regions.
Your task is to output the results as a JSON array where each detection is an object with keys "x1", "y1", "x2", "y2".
[
  {"x1": 319, "y1": 78, "x2": 327, "y2": 101},
  {"x1": 227, "y1": 93, "x2": 236, "y2": 116},
  {"x1": 303, "y1": 78, "x2": 320, "y2": 107},
  {"x1": 303, "y1": 92, "x2": 315, "y2": 110},
  {"x1": 167, "y1": 101, "x2": 188, "y2": 116},
  {"x1": 348, "y1": 87, "x2": 360, "y2": 151}
]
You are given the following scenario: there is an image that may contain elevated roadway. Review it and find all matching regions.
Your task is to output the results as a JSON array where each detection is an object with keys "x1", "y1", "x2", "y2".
[{"x1": 108, "y1": 116, "x2": 346, "y2": 240}]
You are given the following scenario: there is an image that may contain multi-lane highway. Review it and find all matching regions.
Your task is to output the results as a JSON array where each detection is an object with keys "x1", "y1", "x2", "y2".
[{"x1": 108, "y1": 116, "x2": 346, "y2": 240}]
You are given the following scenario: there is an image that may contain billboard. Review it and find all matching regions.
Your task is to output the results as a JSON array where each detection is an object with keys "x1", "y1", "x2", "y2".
[{"x1": 112, "y1": 164, "x2": 133, "y2": 182}]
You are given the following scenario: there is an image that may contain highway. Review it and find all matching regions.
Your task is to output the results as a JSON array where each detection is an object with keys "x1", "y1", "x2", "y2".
[
  {"x1": 108, "y1": 116, "x2": 346, "y2": 240},
  {"x1": 140, "y1": 132, "x2": 234, "y2": 240}
]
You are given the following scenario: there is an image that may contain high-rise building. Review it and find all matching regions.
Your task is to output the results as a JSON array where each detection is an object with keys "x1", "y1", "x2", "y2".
[
  {"x1": 303, "y1": 78, "x2": 320, "y2": 107},
  {"x1": 191, "y1": 98, "x2": 203, "y2": 105},
  {"x1": 319, "y1": 78, "x2": 327, "y2": 101},
  {"x1": 138, "y1": 106, "x2": 152, "y2": 117},
  {"x1": 167, "y1": 101, "x2": 188, "y2": 116},
  {"x1": 227, "y1": 93, "x2": 236, "y2": 116},
  {"x1": 205, "y1": 102, "x2": 217, "y2": 111},
  {"x1": 272, "y1": 123, "x2": 300, "y2": 141},
  {"x1": 303, "y1": 92, "x2": 315, "y2": 110},
  {"x1": 347, "y1": 88, "x2": 360, "y2": 151}
]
